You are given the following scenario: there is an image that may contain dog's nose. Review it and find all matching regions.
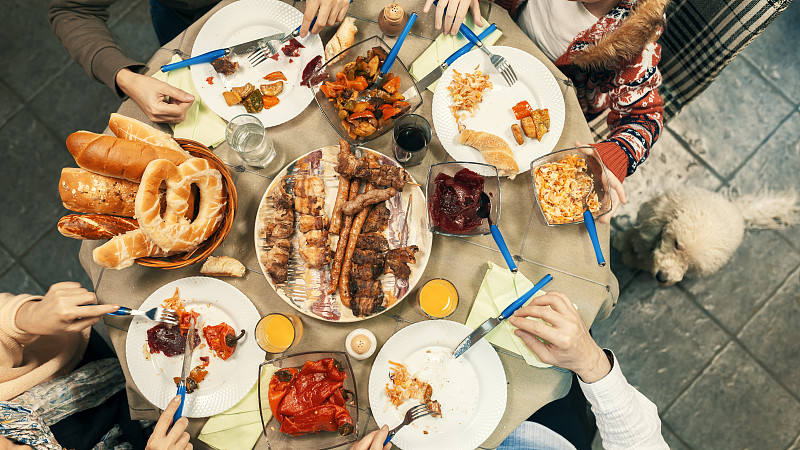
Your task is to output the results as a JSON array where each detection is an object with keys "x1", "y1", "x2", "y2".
[{"x1": 656, "y1": 271, "x2": 669, "y2": 284}]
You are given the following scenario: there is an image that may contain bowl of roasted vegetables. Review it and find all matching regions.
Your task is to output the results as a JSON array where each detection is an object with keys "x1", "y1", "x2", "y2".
[
  {"x1": 258, "y1": 351, "x2": 358, "y2": 449},
  {"x1": 310, "y1": 36, "x2": 422, "y2": 145}
]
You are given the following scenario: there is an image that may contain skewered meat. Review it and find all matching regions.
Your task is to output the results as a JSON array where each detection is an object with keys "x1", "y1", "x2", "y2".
[
  {"x1": 362, "y1": 202, "x2": 389, "y2": 233},
  {"x1": 298, "y1": 215, "x2": 329, "y2": 233},
  {"x1": 273, "y1": 178, "x2": 293, "y2": 209},
  {"x1": 299, "y1": 245, "x2": 329, "y2": 269},
  {"x1": 264, "y1": 239, "x2": 291, "y2": 283},
  {"x1": 352, "y1": 248, "x2": 384, "y2": 267},
  {"x1": 351, "y1": 293, "x2": 384, "y2": 317},
  {"x1": 341, "y1": 188, "x2": 397, "y2": 216},
  {"x1": 356, "y1": 233, "x2": 389, "y2": 253},
  {"x1": 348, "y1": 279, "x2": 383, "y2": 298},
  {"x1": 295, "y1": 196, "x2": 325, "y2": 216},
  {"x1": 292, "y1": 176, "x2": 326, "y2": 198},
  {"x1": 386, "y1": 245, "x2": 419, "y2": 264},
  {"x1": 350, "y1": 263, "x2": 383, "y2": 280},
  {"x1": 300, "y1": 229, "x2": 328, "y2": 247},
  {"x1": 270, "y1": 221, "x2": 294, "y2": 239},
  {"x1": 335, "y1": 145, "x2": 413, "y2": 190}
]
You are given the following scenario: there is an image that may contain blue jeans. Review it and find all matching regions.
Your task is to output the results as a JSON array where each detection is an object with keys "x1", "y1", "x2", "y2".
[{"x1": 149, "y1": 0, "x2": 197, "y2": 46}]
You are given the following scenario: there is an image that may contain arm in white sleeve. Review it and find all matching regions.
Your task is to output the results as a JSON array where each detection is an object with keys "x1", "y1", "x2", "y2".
[{"x1": 578, "y1": 351, "x2": 669, "y2": 449}]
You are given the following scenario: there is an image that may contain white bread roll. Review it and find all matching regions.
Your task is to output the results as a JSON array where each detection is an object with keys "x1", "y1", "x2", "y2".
[
  {"x1": 59, "y1": 168, "x2": 139, "y2": 216},
  {"x1": 458, "y1": 128, "x2": 520, "y2": 179},
  {"x1": 58, "y1": 214, "x2": 138, "y2": 240},
  {"x1": 109, "y1": 113, "x2": 188, "y2": 156},
  {"x1": 92, "y1": 229, "x2": 170, "y2": 269},
  {"x1": 325, "y1": 17, "x2": 358, "y2": 63},
  {"x1": 66, "y1": 131, "x2": 189, "y2": 182},
  {"x1": 200, "y1": 256, "x2": 246, "y2": 277}
]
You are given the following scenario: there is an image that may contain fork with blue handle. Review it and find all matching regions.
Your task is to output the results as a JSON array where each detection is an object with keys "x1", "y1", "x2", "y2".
[{"x1": 107, "y1": 306, "x2": 179, "y2": 326}]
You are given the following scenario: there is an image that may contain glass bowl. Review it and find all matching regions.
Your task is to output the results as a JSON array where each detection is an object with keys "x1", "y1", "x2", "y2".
[
  {"x1": 310, "y1": 35, "x2": 423, "y2": 146},
  {"x1": 529, "y1": 146, "x2": 613, "y2": 226},
  {"x1": 426, "y1": 161, "x2": 501, "y2": 236},
  {"x1": 257, "y1": 351, "x2": 358, "y2": 449}
]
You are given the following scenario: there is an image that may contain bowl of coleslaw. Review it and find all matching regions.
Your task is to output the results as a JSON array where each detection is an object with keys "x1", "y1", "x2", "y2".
[{"x1": 530, "y1": 146, "x2": 613, "y2": 226}]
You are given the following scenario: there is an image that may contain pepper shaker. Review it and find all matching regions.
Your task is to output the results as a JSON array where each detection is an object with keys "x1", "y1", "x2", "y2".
[{"x1": 378, "y1": 3, "x2": 408, "y2": 37}]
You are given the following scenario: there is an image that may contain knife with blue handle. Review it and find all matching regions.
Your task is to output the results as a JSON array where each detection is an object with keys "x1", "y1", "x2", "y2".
[
  {"x1": 452, "y1": 274, "x2": 553, "y2": 359},
  {"x1": 161, "y1": 33, "x2": 284, "y2": 72},
  {"x1": 401, "y1": 23, "x2": 497, "y2": 99},
  {"x1": 173, "y1": 324, "x2": 196, "y2": 423}
]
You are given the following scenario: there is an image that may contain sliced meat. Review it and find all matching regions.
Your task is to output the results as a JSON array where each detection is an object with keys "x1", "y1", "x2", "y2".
[
  {"x1": 386, "y1": 245, "x2": 419, "y2": 264},
  {"x1": 356, "y1": 233, "x2": 389, "y2": 253},
  {"x1": 350, "y1": 263, "x2": 384, "y2": 280},
  {"x1": 352, "y1": 248, "x2": 384, "y2": 267},
  {"x1": 348, "y1": 279, "x2": 382, "y2": 298},
  {"x1": 211, "y1": 56, "x2": 238, "y2": 75},
  {"x1": 362, "y1": 202, "x2": 390, "y2": 233},
  {"x1": 351, "y1": 292, "x2": 384, "y2": 317},
  {"x1": 384, "y1": 258, "x2": 411, "y2": 279}
]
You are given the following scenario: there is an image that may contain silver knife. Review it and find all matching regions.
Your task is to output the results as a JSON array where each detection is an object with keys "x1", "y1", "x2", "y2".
[
  {"x1": 161, "y1": 33, "x2": 285, "y2": 72},
  {"x1": 453, "y1": 274, "x2": 553, "y2": 359},
  {"x1": 401, "y1": 23, "x2": 497, "y2": 100},
  {"x1": 173, "y1": 323, "x2": 196, "y2": 421}
]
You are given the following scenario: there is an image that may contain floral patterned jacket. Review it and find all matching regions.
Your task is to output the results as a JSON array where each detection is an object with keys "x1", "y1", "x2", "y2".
[{"x1": 555, "y1": 0, "x2": 669, "y2": 182}]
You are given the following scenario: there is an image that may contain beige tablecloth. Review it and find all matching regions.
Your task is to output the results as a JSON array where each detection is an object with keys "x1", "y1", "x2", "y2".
[{"x1": 79, "y1": 1, "x2": 619, "y2": 448}]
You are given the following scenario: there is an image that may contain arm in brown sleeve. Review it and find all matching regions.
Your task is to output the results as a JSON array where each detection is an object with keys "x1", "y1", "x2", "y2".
[{"x1": 49, "y1": 0, "x2": 146, "y2": 96}]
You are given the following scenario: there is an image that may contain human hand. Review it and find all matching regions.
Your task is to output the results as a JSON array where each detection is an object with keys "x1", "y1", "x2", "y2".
[
  {"x1": 15, "y1": 282, "x2": 119, "y2": 336},
  {"x1": 116, "y1": 68, "x2": 194, "y2": 123},
  {"x1": 575, "y1": 141, "x2": 627, "y2": 224},
  {"x1": 351, "y1": 425, "x2": 391, "y2": 450},
  {"x1": 0, "y1": 436, "x2": 33, "y2": 450},
  {"x1": 423, "y1": 0, "x2": 483, "y2": 35},
  {"x1": 146, "y1": 396, "x2": 192, "y2": 450},
  {"x1": 508, "y1": 292, "x2": 611, "y2": 383},
  {"x1": 299, "y1": 0, "x2": 352, "y2": 37}
]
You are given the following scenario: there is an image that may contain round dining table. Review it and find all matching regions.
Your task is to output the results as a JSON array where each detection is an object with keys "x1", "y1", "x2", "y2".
[{"x1": 79, "y1": 0, "x2": 619, "y2": 447}]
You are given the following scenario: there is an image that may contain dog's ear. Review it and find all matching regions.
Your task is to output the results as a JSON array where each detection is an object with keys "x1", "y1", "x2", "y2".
[{"x1": 635, "y1": 195, "x2": 671, "y2": 244}]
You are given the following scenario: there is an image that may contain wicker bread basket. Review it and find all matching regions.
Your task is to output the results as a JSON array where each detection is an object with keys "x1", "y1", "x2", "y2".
[{"x1": 135, "y1": 139, "x2": 238, "y2": 269}]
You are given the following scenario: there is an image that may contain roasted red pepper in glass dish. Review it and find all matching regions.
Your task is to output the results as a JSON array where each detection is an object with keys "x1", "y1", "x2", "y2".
[{"x1": 268, "y1": 358, "x2": 354, "y2": 436}]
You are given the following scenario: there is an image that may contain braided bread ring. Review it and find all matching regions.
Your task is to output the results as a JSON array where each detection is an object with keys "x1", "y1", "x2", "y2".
[{"x1": 135, "y1": 158, "x2": 225, "y2": 252}]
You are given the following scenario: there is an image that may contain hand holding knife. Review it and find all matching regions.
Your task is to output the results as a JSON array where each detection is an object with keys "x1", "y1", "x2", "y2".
[
  {"x1": 452, "y1": 274, "x2": 553, "y2": 359},
  {"x1": 173, "y1": 323, "x2": 196, "y2": 423}
]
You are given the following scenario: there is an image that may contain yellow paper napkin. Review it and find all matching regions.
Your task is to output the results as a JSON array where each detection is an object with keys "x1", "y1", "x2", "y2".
[
  {"x1": 465, "y1": 262, "x2": 553, "y2": 368},
  {"x1": 152, "y1": 55, "x2": 227, "y2": 148},
  {"x1": 409, "y1": 14, "x2": 503, "y2": 92},
  {"x1": 198, "y1": 365, "x2": 279, "y2": 450}
]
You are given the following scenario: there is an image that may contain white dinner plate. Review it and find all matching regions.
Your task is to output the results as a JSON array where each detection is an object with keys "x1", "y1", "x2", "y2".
[
  {"x1": 190, "y1": 0, "x2": 324, "y2": 126},
  {"x1": 432, "y1": 46, "x2": 566, "y2": 177},
  {"x1": 254, "y1": 145, "x2": 432, "y2": 322},
  {"x1": 124, "y1": 277, "x2": 263, "y2": 417},
  {"x1": 369, "y1": 321, "x2": 507, "y2": 450}
]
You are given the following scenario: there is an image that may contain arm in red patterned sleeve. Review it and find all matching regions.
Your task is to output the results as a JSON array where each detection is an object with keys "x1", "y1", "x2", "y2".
[{"x1": 592, "y1": 41, "x2": 665, "y2": 182}]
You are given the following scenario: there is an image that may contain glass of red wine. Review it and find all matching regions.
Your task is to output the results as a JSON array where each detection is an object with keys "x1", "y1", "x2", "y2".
[{"x1": 392, "y1": 114, "x2": 431, "y2": 167}]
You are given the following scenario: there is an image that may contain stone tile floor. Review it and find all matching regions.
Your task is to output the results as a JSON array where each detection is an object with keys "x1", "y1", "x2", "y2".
[{"x1": 0, "y1": 1, "x2": 797, "y2": 448}]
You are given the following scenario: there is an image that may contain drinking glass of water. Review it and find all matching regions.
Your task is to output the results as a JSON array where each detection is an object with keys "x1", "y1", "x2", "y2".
[
  {"x1": 392, "y1": 114, "x2": 431, "y2": 167},
  {"x1": 225, "y1": 114, "x2": 276, "y2": 168}
]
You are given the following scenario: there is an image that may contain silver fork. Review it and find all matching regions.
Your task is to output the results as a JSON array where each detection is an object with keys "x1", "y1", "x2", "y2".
[
  {"x1": 383, "y1": 403, "x2": 434, "y2": 445},
  {"x1": 247, "y1": 38, "x2": 281, "y2": 67},
  {"x1": 459, "y1": 25, "x2": 517, "y2": 86},
  {"x1": 107, "y1": 306, "x2": 179, "y2": 325}
]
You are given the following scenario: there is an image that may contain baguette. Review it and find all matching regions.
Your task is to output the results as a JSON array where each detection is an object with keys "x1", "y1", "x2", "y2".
[
  {"x1": 200, "y1": 256, "x2": 246, "y2": 277},
  {"x1": 66, "y1": 131, "x2": 189, "y2": 182},
  {"x1": 59, "y1": 168, "x2": 139, "y2": 216},
  {"x1": 109, "y1": 113, "x2": 188, "y2": 156},
  {"x1": 92, "y1": 229, "x2": 172, "y2": 270},
  {"x1": 58, "y1": 214, "x2": 138, "y2": 240},
  {"x1": 458, "y1": 128, "x2": 520, "y2": 179},
  {"x1": 325, "y1": 17, "x2": 358, "y2": 63}
]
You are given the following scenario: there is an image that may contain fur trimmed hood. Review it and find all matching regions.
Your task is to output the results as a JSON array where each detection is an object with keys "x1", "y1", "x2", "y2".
[{"x1": 570, "y1": 0, "x2": 670, "y2": 70}]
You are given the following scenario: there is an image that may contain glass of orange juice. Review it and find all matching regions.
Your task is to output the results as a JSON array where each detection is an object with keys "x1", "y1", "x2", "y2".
[
  {"x1": 417, "y1": 278, "x2": 459, "y2": 319},
  {"x1": 255, "y1": 313, "x2": 303, "y2": 353}
]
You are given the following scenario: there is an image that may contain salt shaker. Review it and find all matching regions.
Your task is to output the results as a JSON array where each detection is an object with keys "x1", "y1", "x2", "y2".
[
  {"x1": 345, "y1": 328, "x2": 377, "y2": 360},
  {"x1": 378, "y1": 3, "x2": 408, "y2": 37}
]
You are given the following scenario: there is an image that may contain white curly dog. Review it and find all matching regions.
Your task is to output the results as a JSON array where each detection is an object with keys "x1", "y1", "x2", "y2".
[{"x1": 613, "y1": 187, "x2": 799, "y2": 286}]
